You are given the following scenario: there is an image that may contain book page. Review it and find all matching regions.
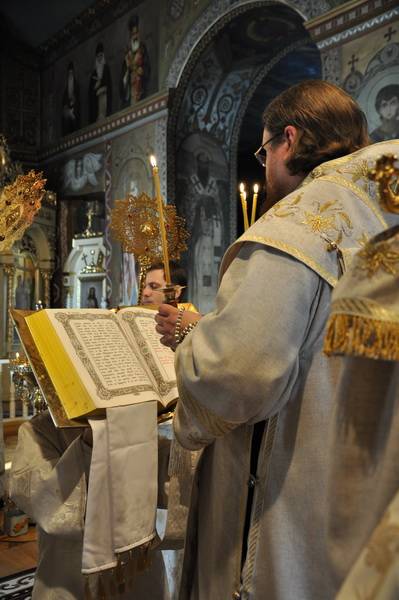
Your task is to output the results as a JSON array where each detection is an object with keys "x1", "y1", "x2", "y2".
[
  {"x1": 46, "y1": 309, "x2": 160, "y2": 408},
  {"x1": 118, "y1": 307, "x2": 178, "y2": 407}
]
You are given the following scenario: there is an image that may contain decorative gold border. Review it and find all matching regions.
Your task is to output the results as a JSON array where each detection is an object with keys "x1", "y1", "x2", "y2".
[
  {"x1": 121, "y1": 311, "x2": 175, "y2": 397},
  {"x1": 324, "y1": 297, "x2": 399, "y2": 360},
  {"x1": 54, "y1": 312, "x2": 153, "y2": 400},
  {"x1": 330, "y1": 297, "x2": 399, "y2": 323}
]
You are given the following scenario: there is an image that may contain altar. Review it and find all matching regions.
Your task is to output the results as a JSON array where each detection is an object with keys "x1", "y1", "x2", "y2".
[{"x1": 63, "y1": 236, "x2": 107, "y2": 309}]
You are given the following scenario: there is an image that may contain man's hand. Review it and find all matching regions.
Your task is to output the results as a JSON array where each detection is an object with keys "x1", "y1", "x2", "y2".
[{"x1": 155, "y1": 304, "x2": 201, "y2": 348}]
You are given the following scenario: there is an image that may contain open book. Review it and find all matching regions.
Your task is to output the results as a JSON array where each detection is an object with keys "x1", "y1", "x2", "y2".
[{"x1": 11, "y1": 307, "x2": 177, "y2": 424}]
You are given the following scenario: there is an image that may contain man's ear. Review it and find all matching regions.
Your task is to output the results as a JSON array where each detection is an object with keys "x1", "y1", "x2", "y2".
[{"x1": 284, "y1": 125, "x2": 299, "y2": 148}]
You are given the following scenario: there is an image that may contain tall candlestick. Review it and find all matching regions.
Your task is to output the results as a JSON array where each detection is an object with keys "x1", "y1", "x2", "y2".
[
  {"x1": 150, "y1": 155, "x2": 171, "y2": 284},
  {"x1": 239, "y1": 182, "x2": 249, "y2": 231},
  {"x1": 251, "y1": 183, "x2": 259, "y2": 226}
]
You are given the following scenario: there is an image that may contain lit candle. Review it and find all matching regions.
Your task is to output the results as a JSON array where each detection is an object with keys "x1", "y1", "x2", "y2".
[
  {"x1": 251, "y1": 183, "x2": 259, "y2": 226},
  {"x1": 239, "y1": 182, "x2": 249, "y2": 231},
  {"x1": 149, "y1": 155, "x2": 171, "y2": 284}
]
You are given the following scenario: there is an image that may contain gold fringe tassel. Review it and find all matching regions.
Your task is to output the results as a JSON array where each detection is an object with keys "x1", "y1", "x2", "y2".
[
  {"x1": 324, "y1": 313, "x2": 399, "y2": 361},
  {"x1": 84, "y1": 538, "x2": 157, "y2": 598}
]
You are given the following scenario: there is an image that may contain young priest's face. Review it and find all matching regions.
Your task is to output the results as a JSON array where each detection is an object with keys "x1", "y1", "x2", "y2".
[
  {"x1": 141, "y1": 268, "x2": 182, "y2": 306},
  {"x1": 142, "y1": 268, "x2": 166, "y2": 306}
]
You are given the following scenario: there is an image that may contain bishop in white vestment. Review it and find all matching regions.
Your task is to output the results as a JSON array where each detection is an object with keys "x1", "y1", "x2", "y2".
[{"x1": 156, "y1": 138, "x2": 399, "y2": 600}]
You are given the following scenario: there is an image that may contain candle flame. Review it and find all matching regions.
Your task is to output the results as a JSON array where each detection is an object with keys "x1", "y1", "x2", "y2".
[
  {"x1": 150, "y1": 155, "x2": 157, "y2": 168},
  {"x1": 239, "y1": 182, "x2": 245, "y2": 193},
  {"x1": 16, "y1": 352, "x2": 19, "y2": 359},
  {"x1": 253, "y1": 184, "x2": 259, "y2": 193}
]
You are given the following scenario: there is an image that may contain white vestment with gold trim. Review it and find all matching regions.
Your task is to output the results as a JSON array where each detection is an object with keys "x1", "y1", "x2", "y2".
[
  {"x1": 173, "y1": 141, "x2": 399, "y2": 600},
  {"x1": 324, "y1": 225, "x2": 399, "y2": 599}
]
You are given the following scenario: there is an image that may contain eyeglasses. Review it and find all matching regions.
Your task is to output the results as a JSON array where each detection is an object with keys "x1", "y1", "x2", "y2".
[{"x1": 254, "y1": 132, "x2": 283, "y2": 167}]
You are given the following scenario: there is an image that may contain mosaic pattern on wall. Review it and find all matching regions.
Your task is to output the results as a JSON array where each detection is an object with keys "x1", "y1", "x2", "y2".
[
  {"x1": 342, "y1": 20, "x2": 399, "y2": 142},
  {"x1": 169, "y1": 2, "x2": 318, "y2": 312}
]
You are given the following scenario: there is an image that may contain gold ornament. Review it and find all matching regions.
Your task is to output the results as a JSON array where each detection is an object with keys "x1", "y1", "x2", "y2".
[
  {"x1": 357, "y1": 240, "x2": 399, "y2": 277},
  {"x1": 110, "y1": 192, "x2": 188, "y2": 260},
  {"x1": 110, "y1": 192, "x2": 189, "y2": 303},
  {"x1": 0, "y1": 170, "x2": 46, "y2": 251},
  {"x1": 368, "y1": 154, "x2": 399, "y2": 214}
]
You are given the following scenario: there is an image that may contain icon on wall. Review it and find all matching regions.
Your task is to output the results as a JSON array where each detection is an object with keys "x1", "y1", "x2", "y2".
[
  {"x1": 63, "y1": 153, "x2": 103, "y2": 193},
  {"x1": 62, "y1": 62, "x2": 80, "y2": 136},
  {"x1": 120, "y1": 15, "x2": 150, "y2": 108},
  {"x1": 88, "y1": 42, "x2": 113, "y2": 124}
]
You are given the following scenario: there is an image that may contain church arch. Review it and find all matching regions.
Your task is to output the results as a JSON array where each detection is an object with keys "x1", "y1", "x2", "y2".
[{"x1": 167, "y1": 0, "x2": 321, "y2": 312}]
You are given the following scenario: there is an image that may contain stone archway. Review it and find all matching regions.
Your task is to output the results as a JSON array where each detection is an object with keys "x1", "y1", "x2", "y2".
[{"x1": 167, "y1": 0, "x2": 322, "y2": 312}]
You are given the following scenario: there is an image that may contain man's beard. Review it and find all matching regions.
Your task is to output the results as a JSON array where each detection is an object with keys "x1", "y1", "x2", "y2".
[{"x1": 265, "y1": 176, "x2": 286, "y2": 209}]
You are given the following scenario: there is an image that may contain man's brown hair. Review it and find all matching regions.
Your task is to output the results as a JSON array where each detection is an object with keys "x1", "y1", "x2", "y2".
[{"x1": 262, "y1": 80, "x2": 370, "y2": 175}]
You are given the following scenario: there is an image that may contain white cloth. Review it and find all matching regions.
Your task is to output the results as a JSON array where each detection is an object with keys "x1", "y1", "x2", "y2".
[
  {"x1": 83, "y1": 402, "x2": 158, "y2": 574},
  {"x1": 10, "y1": 410, "x2": 170, "y2": 599}
]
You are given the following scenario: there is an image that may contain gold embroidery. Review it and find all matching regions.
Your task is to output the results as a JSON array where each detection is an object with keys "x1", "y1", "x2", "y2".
[
  {"x1": 337, "y1": 159, "x2": 370, "y2": 186},
  {"x1": 330, "y1": 297, "x2": 399, "y2": 322},
  {"x1": 357, "y1": 241, "x2": 399, "y2": 277},
  {"x1": 310, "y1": 152, "x2": 358, "y2": 179},
  {"x1": 271, "y1": 192, "x2": 303, "y2": 218},
  {"x1": 317, "y1": 174, "x2": 387, "y2": 229},
  {"x1": 301, "y1": 199, "x2": 353, "y2": 242},
  {"x1": 302, "y1": 212, "x2": 335, "y2": 233},
  {"x1": 269, "y1": 193, "x2": 354, "y2": 245},
  {"x1": 324, "y1": 297, "x2": 399, "y2": 360},
  {"x1": 357, "y1": 232, "x2": 370, "y2": 248}
]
